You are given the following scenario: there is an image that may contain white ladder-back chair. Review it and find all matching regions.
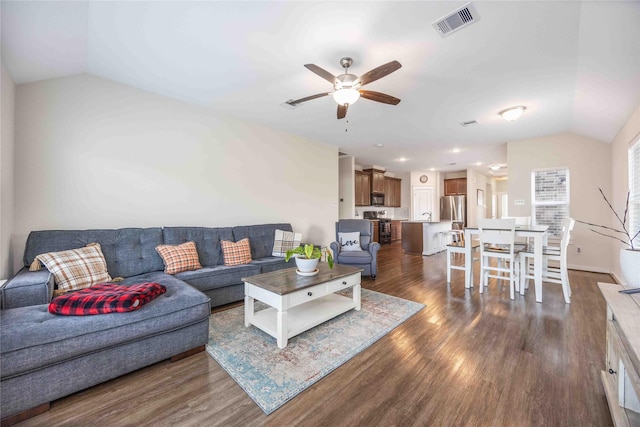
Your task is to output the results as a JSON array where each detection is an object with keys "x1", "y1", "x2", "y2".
[
  {"x1": 478, "y1": 218, "x2": 523, "y2": 299},
  {"x1": 520, "y1": 217, "x2": 575, "y2": 304},
  {"x1": 446, "y1": 240, "x2": 480, "y2": 285}
]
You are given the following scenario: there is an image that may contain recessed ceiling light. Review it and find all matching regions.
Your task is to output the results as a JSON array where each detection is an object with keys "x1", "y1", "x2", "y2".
[
  {"x1": 499, "y1": 106, "x2": 526, "y2": 121},
  {"x1": 489, "y1": 164, "x2": 502, "y2": 171},
  {"x1": 452, "y1": 148, "x2": 461, "y2": 153},
  {"x1": 429, "y1": 167, "x2": 435, "y2": 171},
  {"x1": 475, "y1": 162, "x2": 482, "y2": 166},
  {"x1": 397, "y1": 157, "x2": 408, "y2": 162},
  {"x1": 373, "y1": 144, "x2": 384, "y2": 148}
]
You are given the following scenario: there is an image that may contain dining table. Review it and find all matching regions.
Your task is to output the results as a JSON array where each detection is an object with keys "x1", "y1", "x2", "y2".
[{"x1": 463, "y1": 224, "x2": 549, "y2": 302}]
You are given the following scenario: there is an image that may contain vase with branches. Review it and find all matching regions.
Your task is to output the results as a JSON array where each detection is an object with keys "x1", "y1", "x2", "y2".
[
  {"x1": 577, "y1": 188, "x2": 639, "y2": 249},
  {"x1": 577, "y1": 188, "x2": 639, "y2": 287}
]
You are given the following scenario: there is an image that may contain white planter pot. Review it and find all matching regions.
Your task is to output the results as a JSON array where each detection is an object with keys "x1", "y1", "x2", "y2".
[
  {"x1": 295, "y1": 257, "x2": 319, "y2": 273},
  {"x1": 620, "y1": 249, "x2": 640, "y2": 288}
]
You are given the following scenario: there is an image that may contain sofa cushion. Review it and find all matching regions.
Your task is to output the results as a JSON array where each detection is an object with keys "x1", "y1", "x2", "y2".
[
  {"x1": 221, "y1": 238, "x2": 252, "y2": 266},
  {"x1": 155, "y1": 241, "x2": 202, "y2": 274},
  {"x1": 33, "y1": 243, "x2": 112, "y2": 292},
  {"x1": 250, "y1": 256, "x2": 292, "y2": 274},
  {"x1": 162, "y1": 227, "x2": 233, "y2": 267},
  {"x1": 174, "y1": 264, "x2": 260, "y2": 292},
  {"x1": 232, "y1": 223, "x2": 293, "y2": 260},
  {"x1": 336, "y1": 250, "x2": 372, "y2": 265},
  {"x1": 23, "y1": 229, "x2": 165, "y2": 278},
  {"x1": 0, "y1": 272, "x2": 210, "y2": 379}
]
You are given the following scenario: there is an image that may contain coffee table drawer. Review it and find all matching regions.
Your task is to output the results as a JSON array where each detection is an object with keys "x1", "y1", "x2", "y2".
[
  {"x1": 287, "y1": 284, "x2": 327, "y2": 306},
  {"x1": 326, "y1": 273, "x2": 361, "y2": 293}
]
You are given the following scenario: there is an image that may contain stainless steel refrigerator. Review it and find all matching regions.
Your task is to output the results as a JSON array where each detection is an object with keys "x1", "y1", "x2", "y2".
[{"x1": 440, "y1": 195, "x2": 466, "y2": 225}]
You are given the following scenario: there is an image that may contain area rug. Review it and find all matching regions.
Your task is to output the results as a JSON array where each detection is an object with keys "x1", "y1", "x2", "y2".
[{"x1": 206, "y1": 289, "x2": 424, "y2": 414}]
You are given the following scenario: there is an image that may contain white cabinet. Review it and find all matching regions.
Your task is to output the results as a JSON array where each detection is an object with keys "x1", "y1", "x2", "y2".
[{"x1": 599, "y1": 283, "x2": 640, "y2": 426}]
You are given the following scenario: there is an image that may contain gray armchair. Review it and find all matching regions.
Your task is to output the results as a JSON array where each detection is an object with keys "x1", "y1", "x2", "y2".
[{"x1": 330, "y1": 219, "x2": 381, "y2": 279}]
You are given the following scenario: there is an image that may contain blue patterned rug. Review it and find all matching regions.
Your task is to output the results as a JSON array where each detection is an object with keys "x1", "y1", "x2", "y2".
[{"x1": 206, "y1": 289, "x2": 424, "y2": 414}]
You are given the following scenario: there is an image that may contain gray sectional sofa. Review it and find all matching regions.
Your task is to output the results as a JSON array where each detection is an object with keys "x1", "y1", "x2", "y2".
[{"x1": 0, "y1": 223, "x2": 294, "y2": 424}]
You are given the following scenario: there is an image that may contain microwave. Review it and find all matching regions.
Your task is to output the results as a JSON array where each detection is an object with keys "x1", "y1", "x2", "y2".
[{"x1": 371, "y1": 193, "x2": 385, "y2": 206}]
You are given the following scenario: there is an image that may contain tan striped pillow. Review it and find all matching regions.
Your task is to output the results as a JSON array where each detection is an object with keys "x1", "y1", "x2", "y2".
[
  {"x1": 221, "y1": 238, "x2": 252, "y2": 266},
  {"x1": 155, "y1": 241, "x2": 203, "y2": 275},
  {"x1": 35, "y1": 243, "x2": 112, "y2": 292}
]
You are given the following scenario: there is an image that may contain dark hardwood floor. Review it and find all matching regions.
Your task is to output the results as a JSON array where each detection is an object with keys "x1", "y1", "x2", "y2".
[{"x1": 18, "y1": 242, "x2": 614, "y2": 426}]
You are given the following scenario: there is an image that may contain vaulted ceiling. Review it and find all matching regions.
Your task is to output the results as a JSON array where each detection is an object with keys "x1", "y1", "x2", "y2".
[{"x1": 2, "y1": 1, "x2": 639, "y2": 175}]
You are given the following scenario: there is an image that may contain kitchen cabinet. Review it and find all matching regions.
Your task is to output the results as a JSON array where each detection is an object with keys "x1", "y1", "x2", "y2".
[
  {"x1": 384, "y1": 177, "x2": 402, "y2": 207},
  {"x1": 391, "y1": 220, "x2": 403, "y2": 241},
  {"x1": 365, "y1": 168, "x2": 385, "y2": 194},
  {"x1": 444, "y1": 178, "x2": 467, "y2": 196},
  {"x1": 393, "y1": 178, "x2": 402, "y2": 207},
  {"x1": 372, "y1": 221, "x2": 379, "y2": 243},
  {"x1": 355, "y1": 171, "x2": 370, "y2": 206}
]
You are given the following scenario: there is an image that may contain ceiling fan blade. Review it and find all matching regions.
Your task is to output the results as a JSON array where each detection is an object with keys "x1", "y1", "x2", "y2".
[
  {"x1": 288, "y1": 92, "x2": 331, "y2": 106},
  {"x1": 357, "y1": 60, "x2": 402, "y2": 87},
  {"x1": 304, "y1": 64, "x2": 339, "y2": 84},
  {"x1": 337, "y1": 104, "x2": 348, "y2": 119},
  {"x1": 360, "y1": 90, "x2": 401, "y2": 105}
]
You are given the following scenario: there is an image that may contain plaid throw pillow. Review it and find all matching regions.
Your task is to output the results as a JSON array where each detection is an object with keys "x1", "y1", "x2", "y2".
[
  {"x1": 221, "y1": 238, "x2": 253, "y2": 266},
  {"x1": 34, "y1": 243, "x2": 112, "y2": 292},
  {"x1": 155, "y1": 241, "x2": 202, "y2": 275},
  {"x1": 272, "y1": 229, "x2": 302, "y2": 257}
]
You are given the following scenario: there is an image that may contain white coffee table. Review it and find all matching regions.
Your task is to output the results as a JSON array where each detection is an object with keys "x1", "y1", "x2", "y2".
[{"x1": 243, "y1": 263, "x2": 362, "y2": 348}]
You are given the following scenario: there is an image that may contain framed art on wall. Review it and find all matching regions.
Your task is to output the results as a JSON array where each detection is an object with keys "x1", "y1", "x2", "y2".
[{"x1": 477, "y1": 189, "x2": 484, "y2": 207}]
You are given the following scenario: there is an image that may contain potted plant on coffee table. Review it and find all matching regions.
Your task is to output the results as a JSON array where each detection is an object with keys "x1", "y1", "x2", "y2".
[
  {"x1": 577, "y1": 188, "x2": 640, "y2": 287},
  {"x1": 285, "y1": 244, "x2": 334, "y2": 276}
]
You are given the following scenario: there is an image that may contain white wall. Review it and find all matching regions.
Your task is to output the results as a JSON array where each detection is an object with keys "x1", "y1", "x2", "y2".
[
  {"x1": 1, "y1": 63, "x2": 15, "y2": 279},
  {"x1": 466, "y1": 169, "x2": 490, "y2": 227},
  {"x1": 338, "y1": 156, "x2": 355, "y2": 219},
  {"x1": 507, "y1": 132, "x2": 612, "y2": 272},
  {"x1": 610, "y1": 105, "x2": 640, "y2": 285},
  {"x1": 12, "y1": 74, "x2": 338, "y2": 273}
]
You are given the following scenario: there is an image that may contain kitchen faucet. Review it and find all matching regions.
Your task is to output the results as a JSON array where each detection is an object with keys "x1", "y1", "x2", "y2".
[{"x1": 422, "y1": 211, "x2": 432, "y2": 221}]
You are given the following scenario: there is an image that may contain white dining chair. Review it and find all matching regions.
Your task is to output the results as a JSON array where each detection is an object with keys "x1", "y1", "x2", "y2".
[
  {"x1": 519, "y1": 217, "x2": 575, "y2": 303},
  {"x1": 503, "y1": 216, "x2": 531, "y2": 246},
  {"x1": 478, "y1": 218, "x2": 523, "y2": 299},
  {"x1": 446, "y1": 239, "x2": 480, "y2": 285}
]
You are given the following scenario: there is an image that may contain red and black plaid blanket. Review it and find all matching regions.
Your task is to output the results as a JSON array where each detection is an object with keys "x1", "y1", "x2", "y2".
[{"x1": 48, "y1": 283, "x2": 166, "y2": 315}]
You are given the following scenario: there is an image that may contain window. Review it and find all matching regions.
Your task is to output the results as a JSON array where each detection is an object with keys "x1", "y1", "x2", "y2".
[
  {"x1": 531, "y1": 168, "x2": 569, "y2": 238},
  {"x1": 630, "y1": 140, "x2": 640, "y2": 248}
]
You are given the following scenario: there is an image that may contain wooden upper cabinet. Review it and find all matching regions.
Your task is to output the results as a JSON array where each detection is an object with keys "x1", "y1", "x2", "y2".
[
  {"x1": 383, "y1": 177, "x2": 402, "y2": 207},
  {"x1": 444, "y1": 178, "x2": 467, "y2": 196},
  {"x1": 393, "y1": 178, "x2": 401, "y2": 207},
  {"x1": 365, "y1": 169, "x2": 385, "y2": 194},
  {"x1": 355, "y1": 171, "x2": 370, "y2": 206}
]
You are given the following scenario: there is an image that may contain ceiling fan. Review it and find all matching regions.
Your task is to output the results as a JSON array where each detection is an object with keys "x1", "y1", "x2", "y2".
[{"x1": 287, "y1": 57, "x2": 402, "y2": 119}]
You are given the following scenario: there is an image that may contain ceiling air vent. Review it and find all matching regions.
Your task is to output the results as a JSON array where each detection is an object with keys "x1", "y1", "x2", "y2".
[
  {"x1": 460, "y1": 120, "x2": 478, "y2": 127},
  {"x1": 432, "y1": 2, "x2": 479, "y2": 38}
]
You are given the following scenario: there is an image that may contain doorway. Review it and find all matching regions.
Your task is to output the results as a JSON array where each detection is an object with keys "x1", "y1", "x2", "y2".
[{"x1": 412, "y1": 186, "x2": 435, "y2": 221}]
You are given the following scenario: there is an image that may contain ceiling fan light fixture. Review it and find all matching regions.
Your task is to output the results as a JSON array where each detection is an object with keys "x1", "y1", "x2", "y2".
[
  {"x1": 333, "y1": 88, "x2": 360, "y2": 106},
  {"x1": 499, "y1": 106, "x2": 526, "y2": 121}
]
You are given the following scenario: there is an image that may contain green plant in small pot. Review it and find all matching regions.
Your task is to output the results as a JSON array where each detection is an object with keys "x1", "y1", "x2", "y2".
[
  {"x1": 285, "y1": 244, "x2": 334, "y2": 276},
  {"x1": 577, "y1": 188, "x2": 640, "y2": 287}
]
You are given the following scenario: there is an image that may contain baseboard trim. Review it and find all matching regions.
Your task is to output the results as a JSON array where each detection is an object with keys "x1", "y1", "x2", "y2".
[
  {"x1": 1, "y1": 402, "x2": 50, "y2": 427},
  {"x1": 170, "y1": 344, "x2": 205, "y2": 363},
  {"x1": 568, "y1": 264, "x2": 611, "y2": 274}
]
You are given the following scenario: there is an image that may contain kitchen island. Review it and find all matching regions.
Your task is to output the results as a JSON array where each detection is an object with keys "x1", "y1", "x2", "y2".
[{"x1": 402, "y1": 221, "x2": 453, "y2": 255}]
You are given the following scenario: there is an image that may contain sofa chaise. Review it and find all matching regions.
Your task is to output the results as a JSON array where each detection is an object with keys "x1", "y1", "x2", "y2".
[{"x1": 0, "y1": 223, "x2": 294, "y2": 424}]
